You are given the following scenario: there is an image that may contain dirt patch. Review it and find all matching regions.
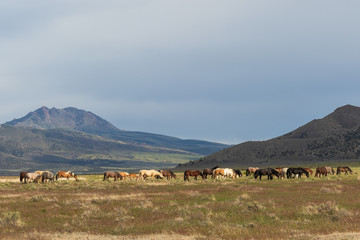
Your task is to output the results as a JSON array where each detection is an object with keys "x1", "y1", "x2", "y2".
[
  {"x1": 7, "y1": 232, "x2": 203, "y2": 240},
  {"x1": 295, "y1": 232, "x2": 360, "y2": 240}
]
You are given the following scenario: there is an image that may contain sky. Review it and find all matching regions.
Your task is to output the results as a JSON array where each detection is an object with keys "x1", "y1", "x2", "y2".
[{"x1": 1, "y1": 1, "x2": 360, "y2": 144}]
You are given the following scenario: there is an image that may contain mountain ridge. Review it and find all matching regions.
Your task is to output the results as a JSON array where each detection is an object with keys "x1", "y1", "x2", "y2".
[{"x1": 175, "y1": 104, "x2": 360, "y2": 170}]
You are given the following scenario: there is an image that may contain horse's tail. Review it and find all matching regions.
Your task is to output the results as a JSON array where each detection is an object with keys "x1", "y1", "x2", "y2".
[
  {"x1": 103, "y1": 173, "x2": 106, "y2": 181},
  {"x1": 56, "y1": 174, "x2": 59, "y2": 181},
  {"x1": 184, "y1": 171, "x2": 186, "y2": 181}
]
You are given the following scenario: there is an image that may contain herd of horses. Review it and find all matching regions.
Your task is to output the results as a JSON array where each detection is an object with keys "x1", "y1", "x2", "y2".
[
  {"x1": 19, "y1": 170, "x2": 78, "y2": 183},
  {"x1": 19, "y1": 166, "x2": 353, "y2": 183}
]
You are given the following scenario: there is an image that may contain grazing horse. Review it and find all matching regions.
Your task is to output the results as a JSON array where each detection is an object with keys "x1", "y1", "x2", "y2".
[
  {"x1": 24, "y1": 172, "x2": 40, "y2": 184},
  {"x1": 246, "y1": 167, "x2": 259, "y2": 176},
  {"x1": 315, "y1": 167, "x2": 328, "y2": 177},
  {"x1": 202, "y1": 166, "x2": 219, "y2": 179},
  {"x1": 336, "y1": 166, "x2": 353, "y2": 175},
  {"x1": 303, "y1": 168, "x2": 313, "y2": 176},
  {"x1": 103, "y1": 171, "x2": 121, "y2": 181},
  {"x1": 286, "y1": 168, "x2": 309, "y2": 179},
  {"x1": 325, "y1": 166, "x2": 335, "y2": 175},
  {"x1": 128, "y1": 173, "x2": 138, "y2": 180},
  {"x1": 159, "y1": 170, "x2": 176, "y2": 180},
  {"x1": 56, "y1": 171, "x2": 78, "y2": 181},
  {"x1": 20, "y1": 172, "x2": 29, "y2": 183},
  {"x1": 233, "y1": 169, "x2": 243, "y2": 178},
  {"x1": 254, "y1": 168, "x2": 280, "y2": 181},
  {"x1": 184, "y1": 170, "x2": 204, "y2": 181},
  {"x1": 118, "y1": 172, "x2": 129, "y2": 180},
  {"x1": 41, "y1": 171, "x2": 55, "y2": 183},
  {"x1": 138, "y1": 170, "x2": 164, "y2": 180}
]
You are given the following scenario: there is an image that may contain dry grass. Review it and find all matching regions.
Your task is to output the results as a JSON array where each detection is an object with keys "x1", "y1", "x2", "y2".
[{"x1": 0, "y1": 167, "x2": 359, "y2": 239}]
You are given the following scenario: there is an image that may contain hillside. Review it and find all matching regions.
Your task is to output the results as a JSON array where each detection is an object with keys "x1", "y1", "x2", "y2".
[
  {"x1": 0, "y1": 124, "x2": 200, "y2": 175},
  {"x1": 6, "y1": 106, "x2": 228, "y2": 155},
  {"x1": 175, "y1": 105, "x2": 360, "y2": 170}
]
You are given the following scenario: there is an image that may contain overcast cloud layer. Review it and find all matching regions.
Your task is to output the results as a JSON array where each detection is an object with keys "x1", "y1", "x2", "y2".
[{"x1": 1, "y1": 1, "x2": 359, "y2": 144}]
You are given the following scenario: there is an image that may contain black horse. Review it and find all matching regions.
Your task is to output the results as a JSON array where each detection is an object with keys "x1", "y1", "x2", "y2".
[
  {"x1": 202, "y1": 166, "x2": 219, "y2": 179},
  {"x1": 233, "y1": 169, "x2": 243, "y2": 177},
  {"x1": 286, "y1": 168, "x2": 309, "y2": 179},
  {"x1": 254, "y1": 168, "x2": 280, "y2": 180}
]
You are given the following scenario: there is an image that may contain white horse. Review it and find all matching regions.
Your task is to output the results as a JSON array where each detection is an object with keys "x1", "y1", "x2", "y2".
[
  {"x1": 24, "y1": 172, "x2": 40, "y2": 184},
  {"x1": 138, "y1": 170, "x2": 164, "y2": 180}
]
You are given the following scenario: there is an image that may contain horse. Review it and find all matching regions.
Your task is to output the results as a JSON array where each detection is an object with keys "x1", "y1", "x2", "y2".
[
  {"x1": 41, "y1": 171, "x2": 55, "y2": 183},
  {"x1": 24, "y1": 172, "x2": 40, "y2": 184},
  {"x1": 233, "y1": 169, "x2": 243, "y2": 178},
  {"x1": 103, "y1": 171, "x2": 121, "y2": 181},
  {"x1": 118, "y1": 171, "x2": 129, "y2": 180},
  {"x1": 203, "y1": 166, "x2": 219, "y2": 179},
  {"x1": 315, "y1": 167, "x2": 328, "y2": 177},
  {"x1": 138, "y1": 170, "x2": 164, "y2": 180},
  {"x1": 254, "y1": 168, "x2": 280, "y2": 180},
  {"x1": 56, "y1": 171, "x2": 78, "y2": 181},
  {"x1": 128, "y1": 173, "x2": 138, "y2": 180},
  {"x1": 246, "y1": 167, "x2": 259, "y2": 176},
  {"x1": 159, "y1": 170, "x2": 176, "y2": 180},
  {"x1": 184, "y1": 170, "x2": 204, "y2": 181},
  {"x1": 20, "y1": 172, "x2": 29, "y2": 183},
  {"x1": 336, "y1": 166, "x2": 353, "y2": 175},
  {"x1": 212, "y1": 168, "x2": 225, "y2": 179},
  {"x1": 303, "y1": 168, "x2": 313, "y2": 176},
  {"x1": 286, "y1": 168, "x2": 309, "y2": 179},
  {"x1": 325, "y1": 166, "x2": 335, "y2": 175}
]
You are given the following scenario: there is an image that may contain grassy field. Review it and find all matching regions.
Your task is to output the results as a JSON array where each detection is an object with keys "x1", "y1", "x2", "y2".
[{"x1": 0, "y1": 167, "x2": 360, "y2": 240}]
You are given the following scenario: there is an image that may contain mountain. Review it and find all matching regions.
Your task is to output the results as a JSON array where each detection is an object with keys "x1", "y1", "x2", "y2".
[
  {"x1": 175, "y1": 105, "x2": 360, "y2": 170},
  {"x1": 6, "y1": 106, "x2": 229, "y2": 155}
]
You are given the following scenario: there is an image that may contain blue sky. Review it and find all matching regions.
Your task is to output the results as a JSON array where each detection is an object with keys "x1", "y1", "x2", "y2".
[{"x1": 1, "y1": 1, "x2": 359, "y2": 144}]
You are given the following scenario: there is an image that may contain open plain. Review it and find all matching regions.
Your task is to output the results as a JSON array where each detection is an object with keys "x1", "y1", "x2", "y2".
[{"x1": 1, "y1": 167, "x2": 360, "y2": 240}]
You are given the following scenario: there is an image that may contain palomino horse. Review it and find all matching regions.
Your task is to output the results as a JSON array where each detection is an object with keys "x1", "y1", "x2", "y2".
[
  {"x1": 315, "y1": 167, "x2": 328, "y2": 177},
  {"x1": 159, "y1": 170, "x2": 176, "y2": 180},
  {"x1": 138, "y1": 170, "x2": 164, "y2": 180},
  {"x1": 24, "y1": 172, "x2": 40, "y2": 184},
  {"x1": 184, "y1": 170, "x2": 204, "y2": 181},
  {"x1": 336, "y1": 166, "x2": 353, "y2": 175},
  {"x1": 56, "y1": 171, "x2": 78, "y2": 181},
  {"x1": 103, "y1": 171, "x2": 121, "y2": 181},
  {"x1": 118, "y1": 172, "x2": 129, "y2": 180},
  {"x1": 254, "y1": 168, "x2": 280, "y2": 181},
  {"x1": 20, "y1": 172, "x2": 29, "y2": 183},
  {"x1": 202, "y1": 166, "x2": 219, "y2": 179},
  {"x1": 246, "y1": 167, "x2": 259, "y2": 176},
  {"x1": 325, "y1": 166, "x2": 335, "y2": 175}
]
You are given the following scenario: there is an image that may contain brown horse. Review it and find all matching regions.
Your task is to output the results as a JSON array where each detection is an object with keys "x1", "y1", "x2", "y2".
[
  {"x1": 336, "y1": 166, "x2": 353, "y2": 175},
  {"x1": 303, "y1": 168, "x2": 313, "y2": 176},
  {"x1": 315, "y1": 167, "x2": 328, "y2": 177},
  {"x1": 184, "y1": 170, "x2": 204, "y2": 181},
  {"x1": 103, "y1": 171, "x2": 121, "y2": 181},
  {"x1": 118, "y1": 171, "x2": 129, "y2": 180},
  {"x1": 20, "y1": 172, "x2": 29, "y2": 183},
  {"x1": 159, "y1": 170, "x2": 176, "y2": 180},
  {"x1": 128, "y1": 173, "x2": 138, "y2": 180},
  {"x1": 56, "y1": 171, "x2": 78, "y2": 181},
  {"x1": 246, "y1": 167, "x2": 259, "y2": 176},
  {"x1": 202, "y1": 166, "x2": 219, "y2": 179}
]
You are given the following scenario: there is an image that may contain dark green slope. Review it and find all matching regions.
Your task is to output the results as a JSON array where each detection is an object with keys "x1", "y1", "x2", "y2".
[{"x1": 175, "y1": 105, "x2": 360, "y2": 170}]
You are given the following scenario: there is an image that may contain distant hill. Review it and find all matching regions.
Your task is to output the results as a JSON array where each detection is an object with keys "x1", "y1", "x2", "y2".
[
  {"x1": 175, "y1": 104, "x2": 360, "y2": 170},
  {"x1": 0, "y1": 106, "x2": 228, "y2": 175},
  {"x1": 6, "y1": 106, "x2": 229, "y2": 155}
]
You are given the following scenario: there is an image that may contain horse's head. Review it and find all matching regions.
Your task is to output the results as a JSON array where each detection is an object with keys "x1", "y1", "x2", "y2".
[{"x1": 254, "y1": 171, "x2": 259, "y2": 179}]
